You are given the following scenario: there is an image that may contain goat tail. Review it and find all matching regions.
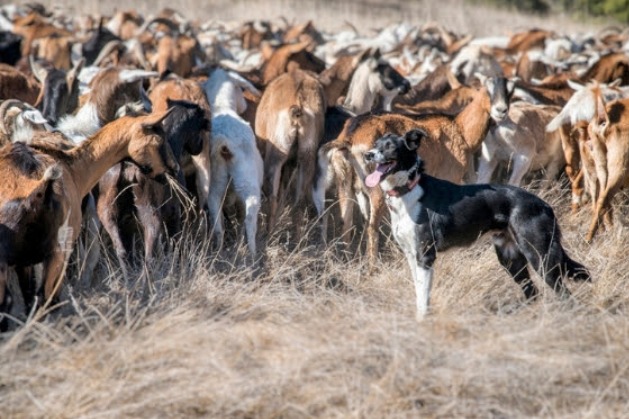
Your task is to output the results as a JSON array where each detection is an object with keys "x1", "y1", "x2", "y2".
[
  {"x1": 319, "y1": 137, "x2": 348, "y2": 156},
  {"x1": 546, "y1": 111, "x2": 567, "y2": 133},
  {"x1": 289, "y1": 105, "x2": 303, "y2": 120},
  {"x1": 565, "y1": 255, "x2": 591, "y2": 282}
]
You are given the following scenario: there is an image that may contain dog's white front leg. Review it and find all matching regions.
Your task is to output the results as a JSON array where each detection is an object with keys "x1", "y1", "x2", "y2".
[{"x1": 414, "y1": 266, "x2": 433, "y2": 321}]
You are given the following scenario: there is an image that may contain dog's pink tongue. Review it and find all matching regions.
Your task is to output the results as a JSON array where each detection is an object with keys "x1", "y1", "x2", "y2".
[{"x1": 365, "y1": 167, "x2": 384, "y2": 188}]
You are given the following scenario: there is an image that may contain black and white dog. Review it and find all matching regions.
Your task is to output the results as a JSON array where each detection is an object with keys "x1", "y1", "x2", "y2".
[{"x1": 363, "y1": 130, "x2": 591, "y2": 319}]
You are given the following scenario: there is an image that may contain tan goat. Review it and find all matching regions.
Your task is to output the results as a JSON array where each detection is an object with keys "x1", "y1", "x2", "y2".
[
  {"x1": 584, "y1": 94, "x2": 629, "y2": 242},
  {"x1": 256, "y1": 68, "x2": 325, "y2": 234},
  {"x1": 0, "y1": 110, "x2": 178, "y2": 315},
  {"x1": 478, "y1": 101, "x2": 564, "y2": 186}
]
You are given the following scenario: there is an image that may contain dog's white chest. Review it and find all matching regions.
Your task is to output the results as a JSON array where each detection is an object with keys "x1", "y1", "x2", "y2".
[{"x1": 386, "y1": 187, "x2": 423, "y2": 254}]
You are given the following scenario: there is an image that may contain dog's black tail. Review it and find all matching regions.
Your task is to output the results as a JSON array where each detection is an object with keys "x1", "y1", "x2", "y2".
[{"x1": 565, "y1": 256, "x2": 592, "y2": 282}]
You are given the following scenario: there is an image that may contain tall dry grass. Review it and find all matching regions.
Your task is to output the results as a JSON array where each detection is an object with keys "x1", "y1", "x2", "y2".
[{"x1": 1, "y1": 180, "x2": 629, "y2": 418}]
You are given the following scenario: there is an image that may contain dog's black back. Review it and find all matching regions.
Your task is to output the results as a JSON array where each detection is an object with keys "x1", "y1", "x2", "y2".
[{"x1": 418, "y1": 176, "x2": 552, "y2": 249}]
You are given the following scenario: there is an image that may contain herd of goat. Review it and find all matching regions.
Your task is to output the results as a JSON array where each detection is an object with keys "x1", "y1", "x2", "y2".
[{"x1": 1, "y1": 3, "x2": 629, "y2": 324}]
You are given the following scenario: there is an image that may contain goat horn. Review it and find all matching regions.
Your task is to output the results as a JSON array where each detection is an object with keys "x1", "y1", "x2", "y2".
[
  {"x1": 219, "y1": 59, "x2": 258, "y2": 73},
  {"x1": 343, "y1": 20, "x2": 359, "y2": 35},
  {"x1": 92, "y1": 40, "x2": 123, "y2": 67},
  {"x1": 67, "y1": 57, "x2": 85, "y2": 86},
  {"x1": 118, "y1": 69, "x2": 159, "y2": 84},
  {"x1": 0, "y1": 100, "x2": 28, "y2": 135},
  {"x1": 29, "y1": 55, "x2": 48, "y2": 84},
  {"x1": 130, "y1": 39, "x2": 151, "y2": 71},
  {"x1": 136, "y1": 17, "x2": 180, "y2": 36}
]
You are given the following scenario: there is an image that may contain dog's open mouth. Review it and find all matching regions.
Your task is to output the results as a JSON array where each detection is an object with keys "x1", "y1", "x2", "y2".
[{"x1": 365, "y1": 161, "x2": 396, "y2": 187}]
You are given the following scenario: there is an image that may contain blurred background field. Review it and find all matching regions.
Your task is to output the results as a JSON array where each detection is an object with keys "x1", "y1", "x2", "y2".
[{"x1": 10, "y1": 0, "x2": 621, "y2": 35}]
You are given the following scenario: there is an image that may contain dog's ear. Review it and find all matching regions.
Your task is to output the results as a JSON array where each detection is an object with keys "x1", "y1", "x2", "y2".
[{"x1": 404, "y1": 129, "x2": 426, "y2": 151}]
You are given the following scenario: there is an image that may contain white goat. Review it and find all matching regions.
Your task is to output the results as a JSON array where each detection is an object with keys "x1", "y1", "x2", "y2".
[
  {"x1": 342, "y1": 50, "x2": 410, "y2": 114},
  {"x1": 203, "y1": 68, "x2": 263, "y2": 255}
]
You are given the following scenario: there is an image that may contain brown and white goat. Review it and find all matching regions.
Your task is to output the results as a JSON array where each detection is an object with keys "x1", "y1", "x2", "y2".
[
  {"x1": 256, "y1": 68, "x2": 325, "y2": 234},
  {"x1": 57, "y1": 67, "x2": 158, "y2": 142},
  {"x1": 0, "y1": 110, "x2": 178, "y2": 317}
]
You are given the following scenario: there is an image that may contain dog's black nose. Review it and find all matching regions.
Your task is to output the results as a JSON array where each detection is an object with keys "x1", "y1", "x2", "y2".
[{"x1": 364, "y1": 151, "x2": 374, "y2": 162}]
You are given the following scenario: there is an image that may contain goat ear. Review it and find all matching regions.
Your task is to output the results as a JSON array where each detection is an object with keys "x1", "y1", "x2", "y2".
[
  {"x1": 227, "y1": 71, "x2": 262, "y2": 97},
  {"x1": 608, "y1": 78, "x2": 622, "y2": 88},
  {"x1": 506, "y1": 78, "x2": 516, "y2": 95},
  {"x1": 141, "y1": 108, "x2": 174, "y2": 131},
  {"x1": 22, "y1": 109, "x2": 48, "y2": 125},
  {"x1": 404, "y1": 129, "x2": 425, "y2": 151},
  {"x1": 141, "y1": 87, "x2": 153, "y2": 113}
]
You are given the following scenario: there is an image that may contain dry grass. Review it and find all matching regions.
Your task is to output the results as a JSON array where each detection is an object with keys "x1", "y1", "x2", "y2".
[{"x1": 2, "y1": 180, "x2": 629, "y2": 418}]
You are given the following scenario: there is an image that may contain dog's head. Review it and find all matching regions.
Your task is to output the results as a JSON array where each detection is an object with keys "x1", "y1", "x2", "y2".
[{"x1": 363, "y1": 129, "x2": 426, "y2": 189}]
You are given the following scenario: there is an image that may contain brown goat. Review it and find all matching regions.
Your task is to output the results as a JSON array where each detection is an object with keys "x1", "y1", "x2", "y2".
[
  {"x1": 256, "y1": 68, "x2": 325, "y2": 234},
  {"x1": 261, "y1": 40, "x2": 326, "y2": 85},
  {"x1": 579, "y1": 53, "x2": 629, "y2": 85},
  {"x1": 11, "y1": 12, "x2": 71, "y2": 56},
  {"x1": 0, "y1": 110, "x2": 178, "y2": 316},
  {"x1": 32, "y1": 34, "x2": 73, "y2": 70},
  {"x1": 0, "y1": 64, "x2": 40, "y2": 104}
]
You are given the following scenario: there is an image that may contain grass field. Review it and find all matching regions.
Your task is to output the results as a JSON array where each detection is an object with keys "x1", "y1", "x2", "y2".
[
  {"x1": 2, "y1": 180, "x2": 629, "y2": 417},
  {"x1": 2, "y1": 1, "x2": 629, "y2": 417}
]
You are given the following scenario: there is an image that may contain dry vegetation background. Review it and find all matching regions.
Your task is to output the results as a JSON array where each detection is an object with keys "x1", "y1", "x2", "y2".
[
  {"x1": 2, "y1": 1, "x2": 629, "y2": 418},
  {"x1": 11, "y1": 0, "x2": 616, "y2": 34}
]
